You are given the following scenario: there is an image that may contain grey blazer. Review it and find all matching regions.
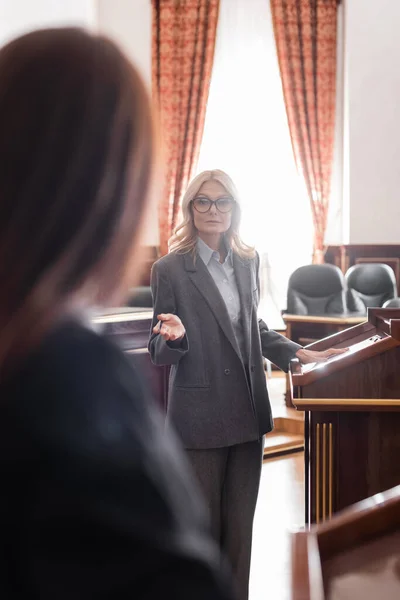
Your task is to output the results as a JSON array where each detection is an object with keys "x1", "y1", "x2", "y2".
[{"x1": 148, "y1": 250, "x2": 301, "y2": 450}]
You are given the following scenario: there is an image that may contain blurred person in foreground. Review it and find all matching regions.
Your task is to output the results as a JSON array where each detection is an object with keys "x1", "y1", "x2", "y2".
[{"x1": 0, "y1": 28, "x2": 234, "y2": 600}]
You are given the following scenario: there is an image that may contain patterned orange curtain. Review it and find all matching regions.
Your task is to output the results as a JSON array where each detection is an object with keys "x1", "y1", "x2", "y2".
[
  {"x1": 270, "y1": 0, "x2": 338, "y2": 263},
  {"x1": 152, "y1": 0, "x2": 220, "y2": 255}
]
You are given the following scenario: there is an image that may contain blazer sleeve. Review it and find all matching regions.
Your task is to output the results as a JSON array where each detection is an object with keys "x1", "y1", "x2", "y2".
[
  {"x1": 255, "y1": 252, "x2": 302, "y2": 372},
  {"x1": 148, "y1": 260, "x2": 189, "y2": 366},
  {"x1": 258, "y1": 319, "x2": 301, "y2": 372}
]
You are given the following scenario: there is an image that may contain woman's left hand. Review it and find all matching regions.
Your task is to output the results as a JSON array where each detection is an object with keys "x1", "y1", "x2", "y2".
[{"x1": 295, "y1": 347, "x2": 348, "y2": 364}]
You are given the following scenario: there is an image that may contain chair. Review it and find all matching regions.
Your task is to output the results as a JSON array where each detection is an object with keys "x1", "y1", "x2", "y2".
[
  {"x1": 383, "y1": 297, "x2": 400, "y2": 308},
  {"x1": 126, "y1": 286, "x2": 153, "y2": 308},
  {"x1": 287, "y1": 264, "x2": 346, "y2": 316},
  {"x1": 346, "y1": 263, "x2": 397, "y2": 313}
]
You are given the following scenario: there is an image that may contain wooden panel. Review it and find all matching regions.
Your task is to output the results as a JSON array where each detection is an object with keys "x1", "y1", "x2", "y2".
[
  {"x1": 301, "y1": 345, "x2": 400, "y2": 400},
  {"x1": 282, "y1": 313, "x2": 366, "y2": 350},
  {"x1": 335, "y1": 412, "x2": 400, "y2": 511},
  {"x1": 308, "y1": 411, "x2": 400, "y2": 523},
  {"x1": 291, "y1": 309, "x2": 400, "y2": 394},
  {"x1": 92, "y1": 309, "x2": 169, "y2": 412},
  {"x1": 325, "y1": 244, "x2": 400, "y2": 293},
  {"x1": 291, "y1": 532, "x2": 324, "y2": 600},
  {"x1": 309, "y1": 415, "x2": 337, "y2": 524},
  {"x1": 284, "y1": 314, "x2": 367, "y2": 407},
  {"x1": 323, "y1": 530, "x2": 400, "y2": 599},
  {"x1": 292, "y1": 309, "x2": 400, "y2": 524},
  {"x1": 292, "y1": 485, "x2": 400, "y2": 600}
]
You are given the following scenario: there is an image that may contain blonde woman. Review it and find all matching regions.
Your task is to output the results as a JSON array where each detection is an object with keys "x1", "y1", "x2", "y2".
[{"x1": 149, "y1": 170, "x2": 344, "y2": 599}]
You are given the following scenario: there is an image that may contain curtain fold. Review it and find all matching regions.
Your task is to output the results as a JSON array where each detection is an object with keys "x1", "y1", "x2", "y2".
[
  {"x1": 270, "y1": 0, "x2": 338, "y2": 263},
  {"x1": 152, "y1": 0, "x2": 220, "y2": 255}
]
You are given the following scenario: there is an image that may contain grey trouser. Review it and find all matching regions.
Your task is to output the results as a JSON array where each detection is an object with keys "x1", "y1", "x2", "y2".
[{"x1": 186, "y1": 439, "x2": 264, "y2": 600}]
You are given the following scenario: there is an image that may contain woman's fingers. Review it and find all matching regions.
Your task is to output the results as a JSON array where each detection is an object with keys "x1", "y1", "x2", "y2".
[
  {"x1": 160, "y1": 327, "x2": 184, "y2": 341},
  {"x1": 314, "y1": 354, "x2": 328, "y2": 363},
  {"x1": 157, "y1": 313, "x2": 183, "y2": 326},
  {"x1": 153, "y1": 322, "x2": 176, "y2": 339},
  {"x1": 323, "y1": 347, "x2": 348, "y2": 357},
  {"x1": 157, "y1": 313, "x2": 173, "y2": 322},
  {"x1": 160, "y1": 326, "x2": 170, "y2": 339},
  {"x1": 153, "y1": 320, "x2": 161, "y2": 333},
  {"x1": 169, "y1": 331, "x2": 182, "y2": 341},
  {"x1": 154, "y1": 314, "x2": 185, "y2": 340}
]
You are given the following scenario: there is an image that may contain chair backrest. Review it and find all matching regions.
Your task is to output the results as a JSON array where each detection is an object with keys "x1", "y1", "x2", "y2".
[
  {"x1": 126, "y1": 286, "x2": 153, "y2": 308},
  {"x1": 346, "y1": 263, "x2": 397, "y2": 312},
  {"x1": 383, "y1": 297, "x2": 400, "y2": 309},
  {"x1": 287, "y1": 264, "x2": 346, "y2": 315}
]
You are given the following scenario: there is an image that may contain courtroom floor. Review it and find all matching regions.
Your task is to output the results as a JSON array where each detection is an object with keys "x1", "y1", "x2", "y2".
[
  {"x1": 249, "y1": 371, "x2": 305, "y2": 600},
  {"x1": 267, "y1": 370, "x2": 288, "y2": 413},
  {"x1": 250, "y1": 453, "x2": 305, "y2": 600}
]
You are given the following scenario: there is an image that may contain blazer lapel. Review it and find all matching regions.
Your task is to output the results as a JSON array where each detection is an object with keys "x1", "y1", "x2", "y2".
[
  {"x1": 233, "y1": 253, "x2": 253, "y2": 358},
  {"x1": 183, "y1": 252, "x2": 242, "y2": 360}
]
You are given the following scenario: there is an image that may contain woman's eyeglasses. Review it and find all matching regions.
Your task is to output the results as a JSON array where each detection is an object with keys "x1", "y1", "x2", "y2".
[{"x1": 192, "y1": 196, "x2": 234, "y2": 214}]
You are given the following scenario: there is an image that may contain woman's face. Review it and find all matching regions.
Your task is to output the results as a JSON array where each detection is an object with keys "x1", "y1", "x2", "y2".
[{"x1": 191, "y1": 179, "x2": 234, "y2": 237}]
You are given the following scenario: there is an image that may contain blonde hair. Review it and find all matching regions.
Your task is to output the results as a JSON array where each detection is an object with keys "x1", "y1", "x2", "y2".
[{"x1": 168, "y1": 169, "x2": 255, "y2": 259}]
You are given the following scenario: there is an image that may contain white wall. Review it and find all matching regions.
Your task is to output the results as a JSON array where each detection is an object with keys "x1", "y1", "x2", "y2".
[
  {"x1": 97, "y1": 0, "x2": 157, "y2": 246},
  {"x1": 345, "y1": 0, "x2": 400, "y2": 244},
  {"x1": 0, "y1": 0, "x2": 156, "y2": 245},
  {"x1": 0, "y1": 0, "x2": 96, "y2": 46},
  {"x1": 96, "y1": 0, "x2": 151, "y2": 88},
  {"x1": 324, "y1": 3, "x2": 345, "y2": 245}
]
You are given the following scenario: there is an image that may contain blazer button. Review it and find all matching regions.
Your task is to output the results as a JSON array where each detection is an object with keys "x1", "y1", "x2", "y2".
[
  {"x1": 251, "y1": 366, "x2": 255, "y2": 373},
  {"x1": 224, "y1": 369, "x2": 230, "y2": 376}
]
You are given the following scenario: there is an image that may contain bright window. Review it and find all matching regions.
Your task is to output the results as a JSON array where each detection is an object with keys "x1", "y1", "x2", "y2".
[{"x1": 197, "y1": 0, "x2": 313, "y2": 324}]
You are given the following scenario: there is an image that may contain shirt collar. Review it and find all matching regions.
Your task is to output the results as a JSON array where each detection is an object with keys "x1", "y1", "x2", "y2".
[{"x1": 197, "y1": 237, "x2": 232, "y2": 266}]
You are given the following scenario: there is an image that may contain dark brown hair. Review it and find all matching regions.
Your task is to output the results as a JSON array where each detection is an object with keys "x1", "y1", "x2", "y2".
[{"x1": 0, "y1": 28, "x2": 155, "y2": 367}]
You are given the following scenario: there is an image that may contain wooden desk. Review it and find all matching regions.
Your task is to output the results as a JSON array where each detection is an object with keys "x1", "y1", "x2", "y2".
[
  {"x1": 282, "y1": 313, "x2": 366, "y2": 345},
  {"x1": 290, "y1": 308, "x2": 400, "y2": 525},
  {"x1": 282, "y1": 313, "x2": 366, "y2": 407},
  {"x1": 92, "y1": 308, "x2": 169, "y2": 412},
  {"x1": 291, "y1": 485, "x2": 400, "y2": 600}
]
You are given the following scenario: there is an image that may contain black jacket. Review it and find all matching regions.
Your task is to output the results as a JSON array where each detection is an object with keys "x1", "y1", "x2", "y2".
[{"x1": 0, "y1": 318, "x2": 233, "y2": 599}]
